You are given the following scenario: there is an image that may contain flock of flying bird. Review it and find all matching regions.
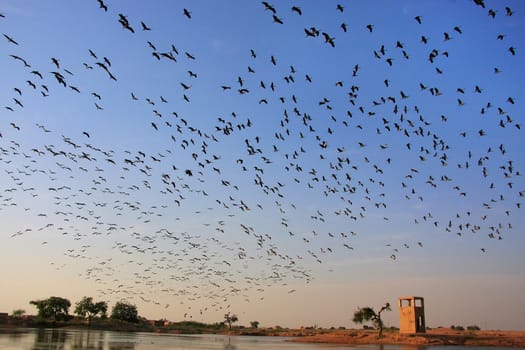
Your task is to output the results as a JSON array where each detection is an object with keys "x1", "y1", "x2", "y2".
[{"x1": 0, "y1": 0, "x2": 523, "y2": 320}]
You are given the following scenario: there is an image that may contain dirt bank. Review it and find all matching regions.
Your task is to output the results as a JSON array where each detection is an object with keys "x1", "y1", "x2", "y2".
[{"x1": 290, "y1": 329, "x2": 525, "y2": 347}]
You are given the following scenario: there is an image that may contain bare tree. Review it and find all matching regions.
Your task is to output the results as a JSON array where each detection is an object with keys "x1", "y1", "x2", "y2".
[{"x1": 224, "y1": 312, "x2": 238, "y2": 331}]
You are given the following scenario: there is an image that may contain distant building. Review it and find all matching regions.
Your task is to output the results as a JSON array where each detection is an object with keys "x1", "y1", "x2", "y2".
[
  {"x1": 398, "y1": 296, "x2": 425, "y2": 333},
  {"x1": 0, "y1": 313, "x2": 8, "y2": 323},
  {"x1": 149, "y1": 319, "x2": 170, "y2": 327}
]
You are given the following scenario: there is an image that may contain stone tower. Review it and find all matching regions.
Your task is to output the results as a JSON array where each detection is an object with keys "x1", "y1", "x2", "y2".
[{"x1": 398, "y1": 296, "x2": 425, "y2": 333}]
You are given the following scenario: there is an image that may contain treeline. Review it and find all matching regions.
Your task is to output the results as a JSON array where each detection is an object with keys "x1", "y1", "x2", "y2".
[
  {"x1": 28, "y1": 296, "x2": 142, "y2": 325},
  {"x1": 13, "y1": 296, "x2": 247, "y2": 333},
  {"x1": 12, "y1": 297, "x2": 268, "y2": 334}
]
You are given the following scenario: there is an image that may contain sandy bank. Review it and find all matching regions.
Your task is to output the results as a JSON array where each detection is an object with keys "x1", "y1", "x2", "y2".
[{"x1": 290, "y1": 329, "x2": 525, "y2": 348}]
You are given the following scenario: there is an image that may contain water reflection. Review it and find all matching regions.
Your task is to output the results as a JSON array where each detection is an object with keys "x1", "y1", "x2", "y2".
[
  {"x1": 33, "y1": 328, "x2": 68, "y2": 350},
  {"x1": 223, "y1": 336, "x2": 237, "y2": 350},
  {"x1": 70, "y1": 330, "x2": 105, "y2": 350},
  {"x1": 0, "y1": 329, "x2": 513, "y2": 350},
  {"x1": 108, "y1": 343, "x2": 135, "y2": 350},
  {"x1": 399, "y1": 346, "x2": 430, "y2": 350},
  {"x1": 6, "y1": 330, "x2": 25, "y2": 341},
  {"x1": 106, "y1": 331, "x2": 136, "y2": 350}
]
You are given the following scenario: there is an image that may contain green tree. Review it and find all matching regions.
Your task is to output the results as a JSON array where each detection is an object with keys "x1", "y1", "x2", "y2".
[
  {"x1": 30, "y1": 296, "x2": 71, "y2": 321},
  {"x1": 224, "y1": 312, "x2": 238, "y2": 331},
  {"x1": 111, "y1": 301, "x2": 139, "y2": 323},
  {"x1": 352, "y1": 302, "x2": 391, "y2": 337},
  {"x1": 250, "y1": 320, "x2": 259, "y2": 329},
  {"x1": 74, "y1": 297, "x2": 108, "y2": 325},
  {"x1": 12, "y1": 309, "x2": 26, "y2": 318}
]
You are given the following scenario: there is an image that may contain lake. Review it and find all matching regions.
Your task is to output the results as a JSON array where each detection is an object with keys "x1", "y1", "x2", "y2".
[{"x1": 0, "y1": 328, "x2": 517, "y2": 350}]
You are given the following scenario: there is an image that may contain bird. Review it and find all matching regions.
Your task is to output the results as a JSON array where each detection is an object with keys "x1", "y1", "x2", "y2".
[
  {"x1": 473, "y1": 0, "x2": 485, "y2": 8},
  {"x1": 262, "y1": 2, "x2": 276, "y2": 14},
  {"x1": 272, "y1": 15, "x2": 283, "y2": 24},
  {"x1": 304, "y1": 27, "x2": 319, "y2": 37},
  {"x1": 322, "y1": 32, "x2": 335, "y2": 47},
  {"x1": 97, "y1": 0, "x2": 108, "y2": 11},
  {"x1": 141, "y1": 21, "x2": 151, "y2": 31},
  {"x1": 118, "y1": 14, "x2": 135, "y2": 33},
  {"x1": 3, "y1": 33, "x2": 18, "y2": 45},
  {"x1": 10, "y1": 55, "x2": 30, "y2": 67},
  {"x1": 291, "y1": 6, "x2": 302, "y2": 15},
  {"x1": 13, "y1": 98, "x2": 24, "y2": 108}
]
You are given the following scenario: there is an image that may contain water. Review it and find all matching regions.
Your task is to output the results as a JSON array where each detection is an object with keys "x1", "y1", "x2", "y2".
[{"x1": 0, "y1": 328, "x2": 516, "y2": 350}]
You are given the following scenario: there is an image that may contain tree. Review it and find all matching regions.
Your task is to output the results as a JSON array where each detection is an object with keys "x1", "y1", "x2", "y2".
[
  {"x1": 30, "y1": 296, "x2": 71, "y2": 321},
  {"x1": 12, "y1": 309, "x2": 26, "y2": 318},
  {"x1": 353, "y1": 302, "x2": 391, "y2": 337},
  {"x1": 250, "y1": 320, "x2": 259, "y2": 329},
  {"x1": 74, "y1": 297, "x2": 108, "y2": 325},
  {"x1": 224, "y1": 312, "x2": 238, "y2": 331},
  {"x1": 111, "y1": 301, "x2": 139, "y2": 323}
]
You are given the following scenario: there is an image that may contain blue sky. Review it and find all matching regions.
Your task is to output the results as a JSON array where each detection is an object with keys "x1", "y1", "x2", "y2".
[{"x1": 1, "y1": 0, "x2": 524, "y2": 329}]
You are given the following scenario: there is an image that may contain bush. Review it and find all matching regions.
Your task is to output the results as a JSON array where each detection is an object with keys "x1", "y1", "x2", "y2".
[
  {"x1": 169, "y1": 321, "x2": 226, "y2": 333},
  {"x1": 467, "y1": 325, "x2": 481, "y2": 331}
]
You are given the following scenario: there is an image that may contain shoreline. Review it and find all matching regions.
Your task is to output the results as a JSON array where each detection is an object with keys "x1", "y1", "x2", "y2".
[{"x1": 288, "y1": 329, "x2": 525, "y2": 348}]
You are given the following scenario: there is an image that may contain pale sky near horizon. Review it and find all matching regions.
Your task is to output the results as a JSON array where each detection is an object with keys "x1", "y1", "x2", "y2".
[{"x1": 1, "y1": 0, "x2": 524, "y2": 330}]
